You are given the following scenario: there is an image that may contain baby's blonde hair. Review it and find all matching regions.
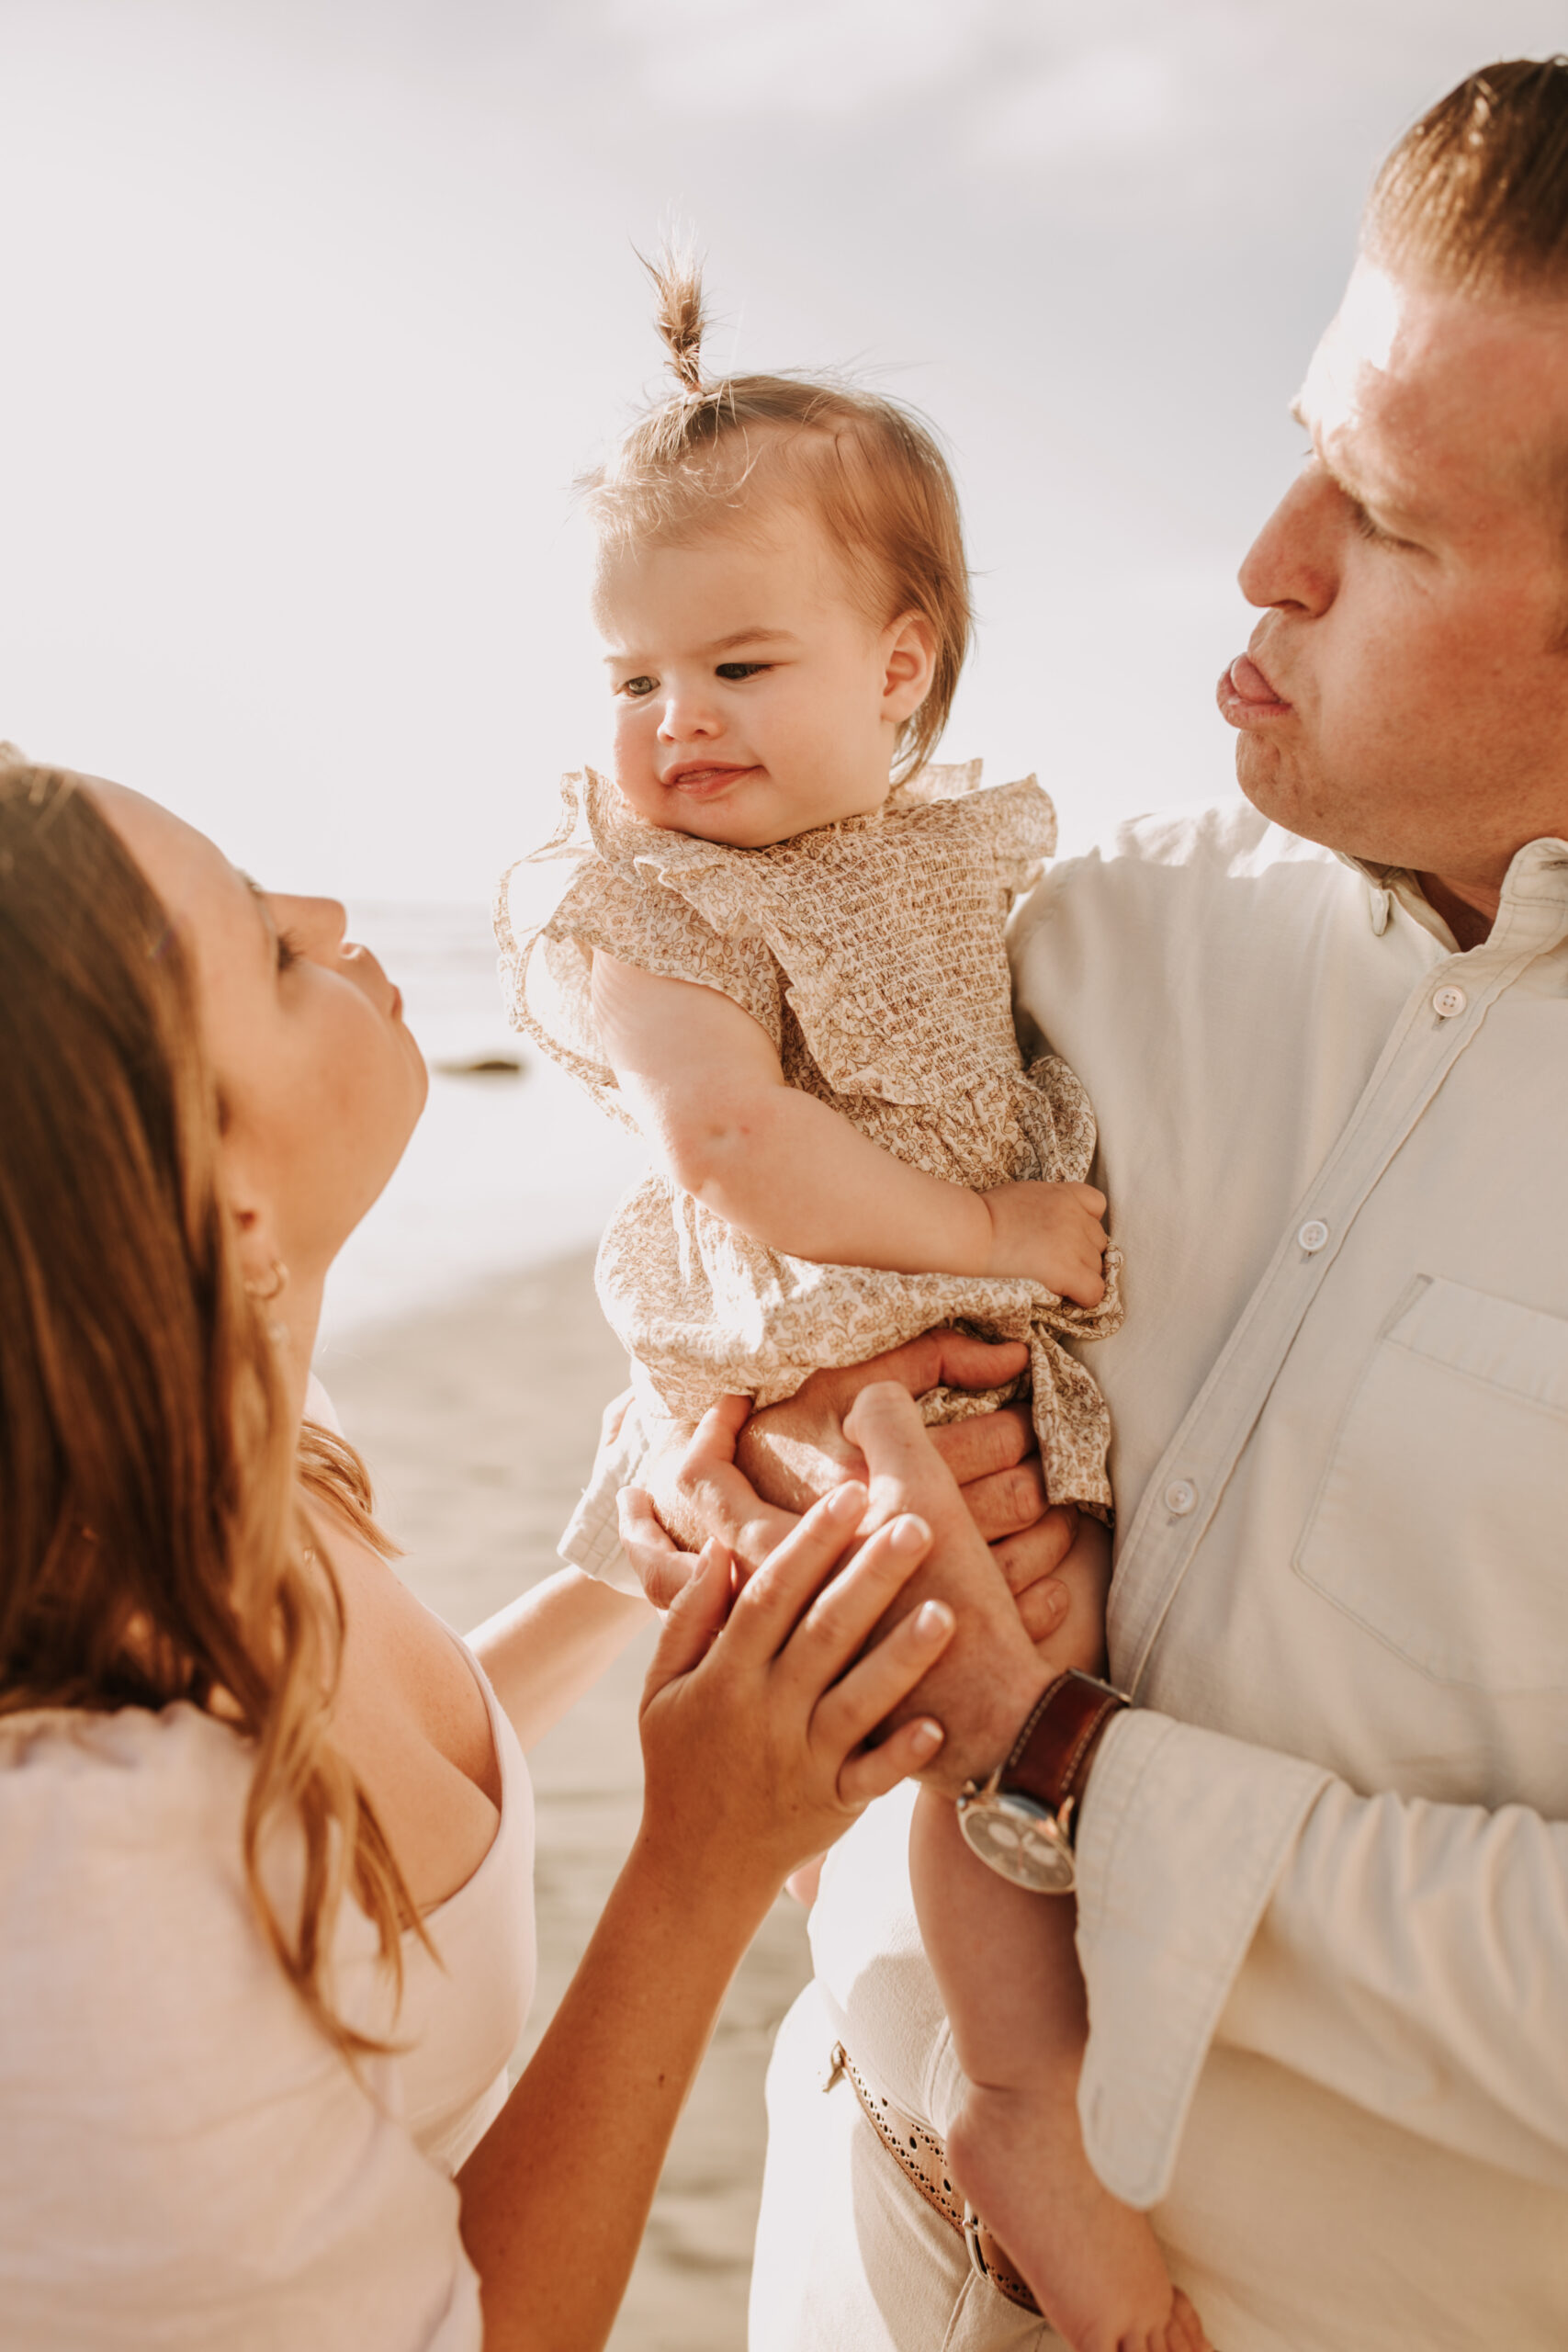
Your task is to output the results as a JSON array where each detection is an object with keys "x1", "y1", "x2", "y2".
[{"x1": 583, "y1": 254, "x2": 974, "y2": 782}]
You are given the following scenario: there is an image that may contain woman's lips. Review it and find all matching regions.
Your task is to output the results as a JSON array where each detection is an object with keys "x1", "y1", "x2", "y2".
[{"x1": 1216, "y1": 651, "x2": 1293, "y2": 727}]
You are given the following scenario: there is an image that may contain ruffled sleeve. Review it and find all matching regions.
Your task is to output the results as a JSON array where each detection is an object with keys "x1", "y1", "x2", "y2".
[
  {"x1": 495, "y1": 772, "x2": 785, "y2": 1128},
  {"x1": 668, "y1": 765, "x2": 1057, "y2": 1109}
]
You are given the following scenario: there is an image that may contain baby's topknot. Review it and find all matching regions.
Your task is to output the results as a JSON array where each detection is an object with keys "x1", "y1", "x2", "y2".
[
  {"x1": 585, "y1": 255, "x2": 975, "y2": 783},
  {"x1": 643, "y1": 246, "x2": 707, "y2": 399}
]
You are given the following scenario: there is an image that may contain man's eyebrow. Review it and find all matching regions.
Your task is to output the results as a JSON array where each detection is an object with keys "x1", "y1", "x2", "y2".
[{"x1": 1290, "y1": 395, "x2": 1425, "y2": 526}]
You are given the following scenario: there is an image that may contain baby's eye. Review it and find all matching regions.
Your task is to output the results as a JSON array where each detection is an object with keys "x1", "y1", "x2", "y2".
[
  {"x1": 615, "y1": 675, "x2": 658, "y2": 699},
  {"x1": 276, "y1": 929, "x2": 303, "y2": 975},
  {"x1": 715, "y1": 662, "x2": 769, "y2": 681}
]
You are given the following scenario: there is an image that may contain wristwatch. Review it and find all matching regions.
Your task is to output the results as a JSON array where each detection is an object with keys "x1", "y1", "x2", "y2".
[{"x1": 955, "y1": 1668, "x2": 1128, "y2": 1893}]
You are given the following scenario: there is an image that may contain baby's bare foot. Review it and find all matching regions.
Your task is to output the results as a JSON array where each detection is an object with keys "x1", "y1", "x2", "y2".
[{"x1": 947, "y1": 2083, "x2": 1208, "y2": 2352}]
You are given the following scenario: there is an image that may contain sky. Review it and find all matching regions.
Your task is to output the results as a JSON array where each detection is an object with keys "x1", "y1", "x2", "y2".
[{"x1": 4, "y1": 0, "x2": 1567, "y2": 899}]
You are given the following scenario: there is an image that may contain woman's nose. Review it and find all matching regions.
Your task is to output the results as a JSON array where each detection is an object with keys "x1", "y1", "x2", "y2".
[
  {"x1": 271, "y1": 893, "x2": 348, "y2": 960},
  {"x1": 1237, "y1": 466, "x2": 1338, "y2": 617}
]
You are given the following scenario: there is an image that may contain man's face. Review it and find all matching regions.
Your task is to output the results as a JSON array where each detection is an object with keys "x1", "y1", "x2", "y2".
[{"x1": 1219, "y1": 259, "x2": 1568, "y2": 901}]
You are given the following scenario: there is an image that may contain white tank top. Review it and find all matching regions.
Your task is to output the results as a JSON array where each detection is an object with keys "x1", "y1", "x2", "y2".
[
  {"x1": 0, "y1": 1649, "x2": 536, "y2": 2346},
  {"x1": 396, "y1": 1638, "x2": 536, "y2": 2171}
]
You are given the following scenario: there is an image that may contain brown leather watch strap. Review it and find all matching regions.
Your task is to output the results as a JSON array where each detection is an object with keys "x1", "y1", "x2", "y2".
[{"x1": 999, "y1": 1668, "x2": 1126, "y2": 1841}]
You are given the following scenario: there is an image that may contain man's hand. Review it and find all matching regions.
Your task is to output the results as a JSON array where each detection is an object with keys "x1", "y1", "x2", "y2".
[
  {"x1": 739, "y1": 1333, "x2": 1083, "y2": 1646},
  {"x1": 733, "y1": 1329, "x2": 1031, "y2": 1518},
  {"x1": 624, "y1": 1332, "x2": 1084, "y2": 1645},
  {"x1": 835, "y1": 1382, "x2": 1051, "y2": 1791},
  {"x1": 620, "y1": 1383, "x2": 1072, "y2": 1787},
  {"x1": 625, "y1": 1382, "x2": 1055, "y2": 1792}
]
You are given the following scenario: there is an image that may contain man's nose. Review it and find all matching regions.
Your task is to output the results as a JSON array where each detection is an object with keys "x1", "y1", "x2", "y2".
[{"x1": 1236, "y1": 467, "x2": 1338, "y2": 616}]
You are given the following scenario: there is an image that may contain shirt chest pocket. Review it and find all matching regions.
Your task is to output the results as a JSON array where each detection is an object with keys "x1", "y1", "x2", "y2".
[{"x1": 1293, "y1": 1275, "x2": 1568, "y2": 1691}]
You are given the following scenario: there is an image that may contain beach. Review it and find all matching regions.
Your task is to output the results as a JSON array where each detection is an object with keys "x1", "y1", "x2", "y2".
[{"x1": 320, "y1": 1243, "x2": 811, "y2": 2351}]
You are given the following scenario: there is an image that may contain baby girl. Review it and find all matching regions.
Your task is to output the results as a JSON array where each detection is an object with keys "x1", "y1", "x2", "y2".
[{"x1": 498, "y1": 262, "x2": 1203, "y2": 2352}]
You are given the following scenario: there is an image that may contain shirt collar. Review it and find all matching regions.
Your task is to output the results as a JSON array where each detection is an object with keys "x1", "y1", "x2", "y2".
[{"x1": 1337, "y1": 837, "x2": 1568, "y2": 956}]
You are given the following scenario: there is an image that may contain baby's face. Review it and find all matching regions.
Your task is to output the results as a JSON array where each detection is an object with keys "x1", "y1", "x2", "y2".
[{"x1": 594, "y1": 503, "x2": 931, "y2": 847}]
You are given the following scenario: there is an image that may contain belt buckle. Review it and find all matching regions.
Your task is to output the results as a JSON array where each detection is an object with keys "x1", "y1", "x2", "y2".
[{"x1": 962, "y1": 2203, "x2": 992, "y2": 2287}]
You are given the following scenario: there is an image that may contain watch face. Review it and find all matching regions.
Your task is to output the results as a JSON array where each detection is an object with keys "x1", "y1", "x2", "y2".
[{"x1": 956, "y1": 1790, "x2": 1076, "y2": 1893}]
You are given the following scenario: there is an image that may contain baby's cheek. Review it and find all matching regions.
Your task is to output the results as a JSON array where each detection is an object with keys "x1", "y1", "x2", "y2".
[{"x1": 608, "y1": 742, "x2": 662, "y2": 824}]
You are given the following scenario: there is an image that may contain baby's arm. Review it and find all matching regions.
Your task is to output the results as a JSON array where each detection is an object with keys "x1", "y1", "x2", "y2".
[{"x1": 592, "y1": 952, "x2": 1108, "y2": 1305}]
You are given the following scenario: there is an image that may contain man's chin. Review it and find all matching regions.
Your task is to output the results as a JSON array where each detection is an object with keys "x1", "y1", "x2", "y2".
[{"x1": 1235, "y1": 739, "x2": 1327, "y2": 847}]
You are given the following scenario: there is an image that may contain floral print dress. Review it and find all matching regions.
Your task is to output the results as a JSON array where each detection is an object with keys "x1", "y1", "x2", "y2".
[{"x1": 495, "y1": 760, "x2": 1122, "y2": 1515}]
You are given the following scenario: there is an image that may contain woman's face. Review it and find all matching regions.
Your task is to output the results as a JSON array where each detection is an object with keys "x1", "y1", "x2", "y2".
[{"x1": 95, "y1": 784, "x2": 427, "y2": 1304}]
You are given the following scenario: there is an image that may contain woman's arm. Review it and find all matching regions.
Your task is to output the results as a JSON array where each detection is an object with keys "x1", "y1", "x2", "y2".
[
  {"x1": 457, "y1": 1401, "x2": 964, "y2": 2351},
  {"x1": 468, "y1": 1569, "x2": 652, "y2": 1753},
  {"x1": 592, "y1": 952, "x2": 1108, "y2": 1303}
]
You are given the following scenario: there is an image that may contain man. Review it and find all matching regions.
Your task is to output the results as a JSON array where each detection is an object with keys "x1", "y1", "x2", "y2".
[{"x1": 567, "y1": 58, "x2": 1568, "y2": 2349}]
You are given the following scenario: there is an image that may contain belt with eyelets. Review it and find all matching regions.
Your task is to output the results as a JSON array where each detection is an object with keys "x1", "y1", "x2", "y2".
[{"x1": 827, "y1": 2041, "x2": 1040, "y2": 2315}]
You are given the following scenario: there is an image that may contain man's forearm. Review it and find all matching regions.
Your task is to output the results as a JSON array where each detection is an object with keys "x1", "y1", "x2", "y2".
[{"x1": 868, "y1": 1572, "x2": 1050, "y2": 1793}]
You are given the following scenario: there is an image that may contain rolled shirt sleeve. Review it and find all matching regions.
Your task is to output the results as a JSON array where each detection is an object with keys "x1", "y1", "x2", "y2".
[
  {"x1": 1076, "y1": 1711, "x2": 1568, "y2": 2210},
  {"x1": 1073, "y1": 1710, "x2": 1328, "y2": 2208}
]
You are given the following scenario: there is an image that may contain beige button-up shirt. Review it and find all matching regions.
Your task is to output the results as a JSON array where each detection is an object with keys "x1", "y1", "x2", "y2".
[{"x1": 562, "y1": 802, "x2": 1568, "y2": 2349}]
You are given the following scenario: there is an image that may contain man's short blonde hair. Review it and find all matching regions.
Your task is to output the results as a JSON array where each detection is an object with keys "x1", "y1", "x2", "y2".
[
  {"x1": 583, "y1": 259, "x2": 973, "y2": 783},
  {"x1": 1367, "y1": 56, "x2": 1568, "y2": 293}
]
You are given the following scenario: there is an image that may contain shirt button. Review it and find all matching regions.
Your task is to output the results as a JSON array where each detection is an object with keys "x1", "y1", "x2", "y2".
[
  {"x1": 1433, "y1": 984, "x2": 1467, "y2": 1019},
  {"x1": 1164, "y1": 1478, "x2": 1197, "y2": 1517},
  {"x1": 1297, "y1": 1218, "x2": 1329, "y2": 1253}
]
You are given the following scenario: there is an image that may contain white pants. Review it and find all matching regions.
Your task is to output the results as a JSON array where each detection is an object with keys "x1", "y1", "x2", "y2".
[{"x1": 749, "y1": 1981, "x2": 1058, "y2": 2352}]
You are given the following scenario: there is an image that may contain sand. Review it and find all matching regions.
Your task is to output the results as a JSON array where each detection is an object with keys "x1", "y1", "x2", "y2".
[{"x1": 316, "y1": 1249, "x2": 812, "y2": 2352}]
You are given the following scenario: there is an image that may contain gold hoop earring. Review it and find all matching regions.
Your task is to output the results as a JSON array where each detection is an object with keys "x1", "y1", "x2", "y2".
[{"x1": 243, "y1": 1260, "x2": 289, "y2": 1303}]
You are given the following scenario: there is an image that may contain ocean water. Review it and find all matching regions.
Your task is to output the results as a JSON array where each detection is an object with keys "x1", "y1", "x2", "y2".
[{"x1": 315, "y1": 903, "x2": 646, "y2": 1352}]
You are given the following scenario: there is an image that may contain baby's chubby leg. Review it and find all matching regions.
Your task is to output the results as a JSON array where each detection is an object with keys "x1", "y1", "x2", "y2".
[{"x1": 909, "y1": 1792, "x2": 1207, "y2": 2352}]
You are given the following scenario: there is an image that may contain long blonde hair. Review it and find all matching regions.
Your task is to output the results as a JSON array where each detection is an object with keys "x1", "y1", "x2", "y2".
[{"x1": 0, "y1": 756, "x2": 421, "y2": 2053}]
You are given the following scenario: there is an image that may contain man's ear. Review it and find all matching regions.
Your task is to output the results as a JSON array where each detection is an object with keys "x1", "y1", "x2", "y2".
[{"x1": 881, "y1": 612, "x2": 939, "y2": 724}]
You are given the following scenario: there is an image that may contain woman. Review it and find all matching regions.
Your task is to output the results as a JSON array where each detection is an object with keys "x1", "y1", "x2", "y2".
[{"x1": 0, "y1": 753, "x2": 968, "y2": 2351}]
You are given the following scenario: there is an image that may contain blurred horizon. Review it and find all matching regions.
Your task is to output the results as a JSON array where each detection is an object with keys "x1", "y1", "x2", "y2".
[{"x1": 6, "y1": 1, "x2": 1565, "y2": 902}]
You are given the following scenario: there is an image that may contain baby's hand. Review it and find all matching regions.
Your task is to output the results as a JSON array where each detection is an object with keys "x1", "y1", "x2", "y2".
[{"x1": 981, "y1": 1180, "x2": 1109, "y2": 1306}]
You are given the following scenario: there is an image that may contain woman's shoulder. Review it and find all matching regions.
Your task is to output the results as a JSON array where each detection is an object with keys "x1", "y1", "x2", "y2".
[
  {"x1": 0, "y1": 1703, "x2": 479, "y2": 2347},
  {"x1": 0, "y1": 1699, "x2": 254, "y2": 1856},
  {"x1": 0, "y1": 1700, "x2": 380, "y2": 2064}
]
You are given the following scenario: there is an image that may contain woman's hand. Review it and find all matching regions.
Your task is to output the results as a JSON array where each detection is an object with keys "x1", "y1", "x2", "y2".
[
  {"x1": 619, "y1": 1336, "x2": 1083, "y2": 1648},
  {"x1": 633, "y1": 1464, "x2": 957, "y2": 1906},
  {"x1": 462, "y1": 1388, "x2": 1047, "y2": 2351}
]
